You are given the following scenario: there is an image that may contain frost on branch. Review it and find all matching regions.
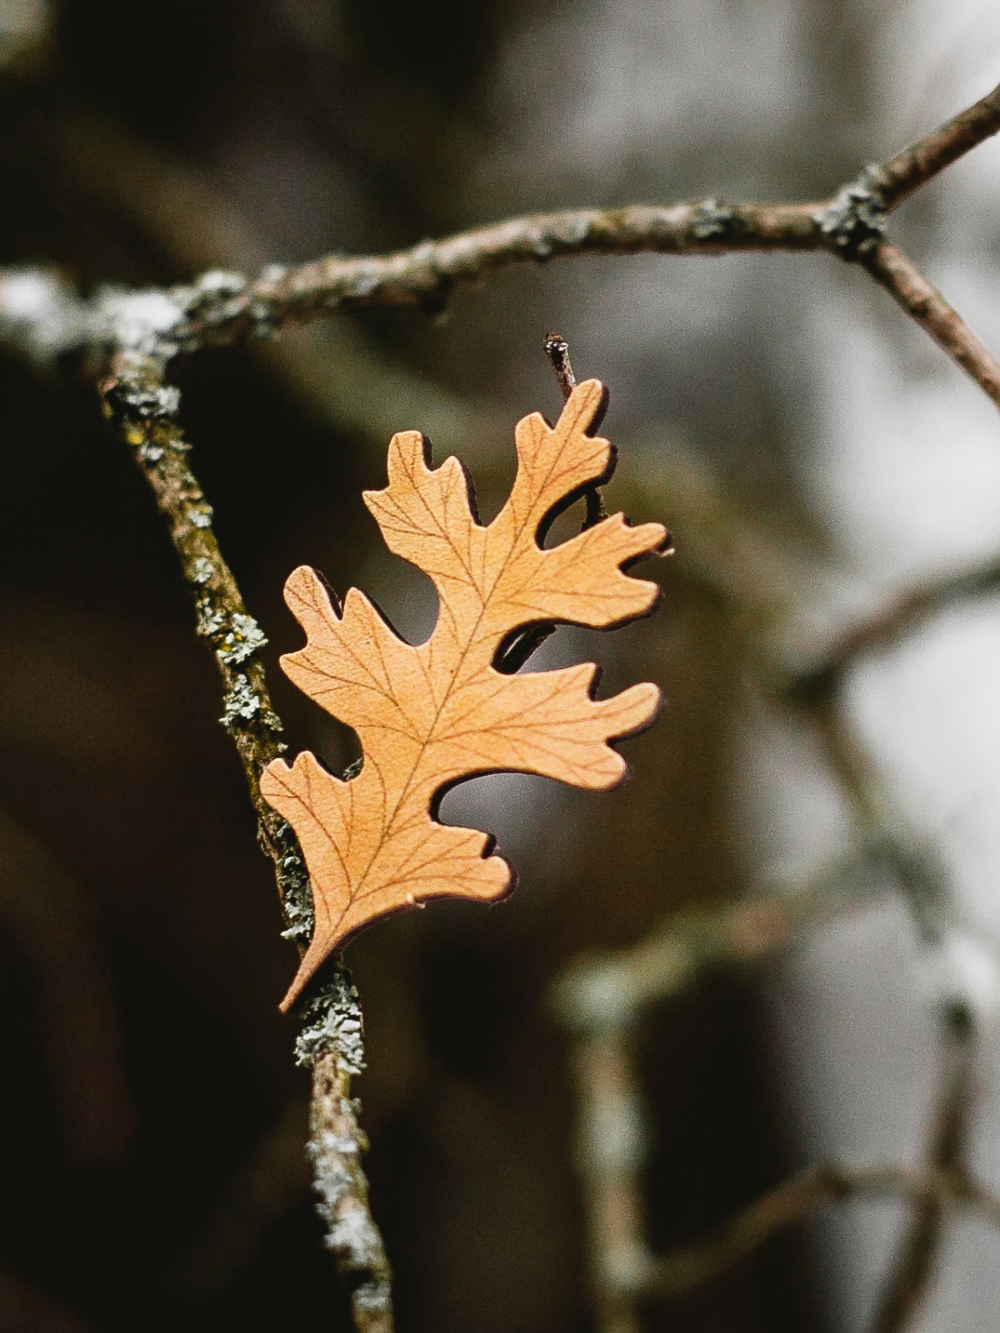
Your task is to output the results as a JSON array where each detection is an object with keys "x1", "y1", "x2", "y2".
[{"x1": 261, "y1": 379, "x2": 670, "y2": 1011}]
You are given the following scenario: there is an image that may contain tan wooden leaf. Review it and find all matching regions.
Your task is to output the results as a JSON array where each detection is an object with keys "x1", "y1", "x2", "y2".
[{"x1": 261, "y1": 379, "x2": 670, "y2": 1010}]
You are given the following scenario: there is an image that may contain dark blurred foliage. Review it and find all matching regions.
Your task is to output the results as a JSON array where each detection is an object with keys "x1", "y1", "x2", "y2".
[{"x1": 0, "y1": 3, "x2": 830, "y2": 1330}]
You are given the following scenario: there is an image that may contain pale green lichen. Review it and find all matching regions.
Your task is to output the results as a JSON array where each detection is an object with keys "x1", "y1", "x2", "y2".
[
  {"x1": 217, "y1": 613, "x2": 268, "y2": 665},
  {"x1": 690, "y1": 198, "x2": 748, "y2": 242},
  {"x1": 295, "y1": 971, "x2": 366, "y2": 1074},
  {"x1": 220, "y1": 673, "x2": 262, "y2": 730},
  {"x1": 121, "y1": 381, "x2": 179, "y2": 418},
  {"x1": 187, "y1": 503, "x2": 214, "y2": 529},
  {"x1": 195, "y1": 596, "x2": 227, "y2": 639},
  {"x1": 276, "y1": 831, "x2": 314, "y2": 945},
  {"x1": 100, "y1": 286, "x2": 187, "y2": 357},
  {"x1": 813, "y1": 165, "x2": 887, "y2": 257}
]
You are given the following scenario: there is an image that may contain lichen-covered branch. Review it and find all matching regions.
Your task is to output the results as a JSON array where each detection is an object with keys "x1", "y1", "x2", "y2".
[
  {"x1": 184, "y1": 201, "x2": 820, "y2": 343},
  {"x1": 5, "y1": 85, "x2": 1000, "y2": 430},
  {"x1": 297, "y1": 975, "x2": 393, "y2": 1333},
  {"x1": 94, "y1": 306, "x2": 392, "y2": 1330},
  {"x1": 100, "y1": 348, "x2": 285, "y2": 849}
]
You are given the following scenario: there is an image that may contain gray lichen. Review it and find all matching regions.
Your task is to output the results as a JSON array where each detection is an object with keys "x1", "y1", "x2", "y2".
[
  {"x1": 690, "y1": 198, "x2": 749, "y2": 242},
  {"x1": 194, "y1": 269, "x2": 246, "y2": 296},
  {"x1": 174, "y1": 268, "x2": 287, "y2": 345},
  {"x1": 195, "y1": 602, "x2": 269, "y2": 667},
  {"x1": 220, "y1": 673, "x2": 262, "y2": 731},
  {"x1": 813, "y1": 165, "x2": 887, "y2": 257},
  {"x1": 119, "y1": 379, "x2": 180, "y2": 419},
  {"x1": 190, "y1": 557, "x2": 214, "y2": 586},
  {"x1": 353, "y1": 1278, "x2": 394, "y2": 1315},
  {"x1": 295, "y1": 970, "x2": 366, "y2": 1074},
  {"x1": 100, "y1": 286, "x2": 187, "y2": 357},
  {"x1": 276, "y1": 832, "x2": 315, "y2": 945},
  {"x1": 187, "y1": 503, "x2": 214, "y2": 529},
  {"x1": 217, "y1": 613, "x2": 268, "y2": 664},
  {"x1": 195, "y1": 596, "x2": 227, "y2": 639},
  {"x1": 307, "y1": 1127, "x2": 385, "y2": 1276}
]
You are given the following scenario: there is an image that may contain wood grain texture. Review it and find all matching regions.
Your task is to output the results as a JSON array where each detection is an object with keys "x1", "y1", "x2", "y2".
[{"x1": 261, "y1": 380, "x2": 669, "y2": 1011}]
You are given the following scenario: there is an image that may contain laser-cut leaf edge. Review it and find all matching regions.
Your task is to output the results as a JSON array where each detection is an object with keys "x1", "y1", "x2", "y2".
[{"x1": 261, "y1": 378, "x2": 670, "y2": 1011}]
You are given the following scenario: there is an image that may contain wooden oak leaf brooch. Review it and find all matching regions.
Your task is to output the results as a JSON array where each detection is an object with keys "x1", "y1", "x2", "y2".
[{"x1": 261, "y1": 378, "x2": 670, "y2": 1011}]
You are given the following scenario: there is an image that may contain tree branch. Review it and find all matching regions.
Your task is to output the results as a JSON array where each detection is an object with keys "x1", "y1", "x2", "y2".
[
  {"x1": 308, "y1": 1045, "x2": 393, "y2": 1333},
  {"x1": 869, "y1": 1007, "x2": 978, "y2": 1333},
  {"x1": 5, "y1": 83, "x2": 1000, "y2": 425},
  {"x1": 875, "y1": 80, "x2": 1000, "y2": 210},
  {"x1": 167, "y1": 201, "x2": 819, "y2": 350},
  {"x1": 99, "y1": 349, "x2": 285, "y2": 849},
  {"x1": 783, "y1": 557, "x2": 1000, "y2": 706},
  {"x1": 553, "y1": 846, "x2": 885, "y2": 1031},
  {"x1": 863, "y1": 242, "x2": 1000, "y2": 408},
  {"x1": 571, "y1": 1029, "x2": 651, "y2": 1333},
  {"x1": 97, "y1": 342, "x2": 393, "y2": 1332},
  {"x1": 554, "y1": 848, "x2": 887, "y2": 1333},
  {"x1": 652, "y1": 1161, "x2": 1000, "y2": 1301}
]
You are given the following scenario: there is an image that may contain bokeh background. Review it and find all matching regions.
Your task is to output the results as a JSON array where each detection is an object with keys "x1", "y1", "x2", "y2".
[{"x1": 4, "y1": 2, "x2": 1000, "y2": 1331}]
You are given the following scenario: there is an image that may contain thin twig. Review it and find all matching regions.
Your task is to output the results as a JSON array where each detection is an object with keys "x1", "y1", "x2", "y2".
[
  {"x1": 868, "y1": 1006, "x2": 977, "y2": 1333},
  {"x1": 309, "y1": 1047, "x2": 393, "y2": 1333},
  {"x1": 543, "y1": 330, "x2": 608, "y2": 526},
  {"x1": 863, "y1": 242, "x2": 1000, "y2": 408},
  {"x1": 875, "y1": 80, "x2": 1000, "y2": 210},
  {"x1": 651, "y1": 1160, "x2": 1000, "y2": 1300},
  {"x1": 555, "y1": 848, "x2": 887, "y2": 1333},
  {"x1": 572, "y1": 1031, "x2": 651, "y2": 1333},
  {"x1": 544, "y1": 331, "x2": 578, "y2": 403},
  {"x1": 783, "y1": 557, "x2": 1000, "y2": 706},
  {"x1": 553, "y1": 845, "x2": 886, "y2": 1031},
  {"x1": 177, "y1": 201, "x2": 821, "y2": 348}
]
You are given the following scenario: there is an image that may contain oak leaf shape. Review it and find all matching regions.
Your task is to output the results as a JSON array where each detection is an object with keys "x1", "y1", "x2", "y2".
[{"x1": 261, "y1": 379, "x2": 669, "y2": 1011}]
